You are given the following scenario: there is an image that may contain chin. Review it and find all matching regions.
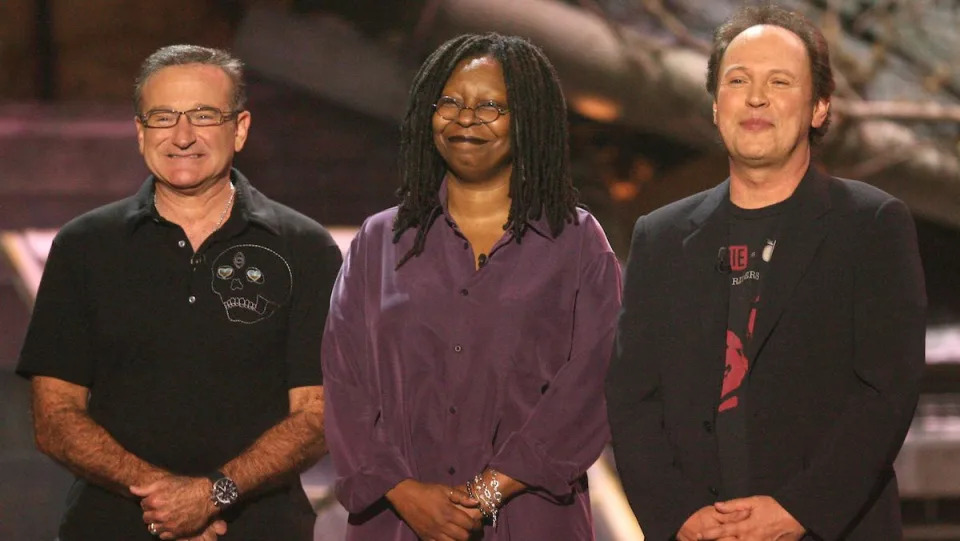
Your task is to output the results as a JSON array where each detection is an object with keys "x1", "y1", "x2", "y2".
[
  {"x1": 446, "y1": 163, "x2": 484, "y2": 181},
  {"x1": 158, "y1": 171, "x2": 214, "y2": 190},
  {"x1": 731, "y1": 144, "x2": 773, "y2": 162},
  {"x1": 739, "y1": 151, "x2": 768, "y2": 161}
]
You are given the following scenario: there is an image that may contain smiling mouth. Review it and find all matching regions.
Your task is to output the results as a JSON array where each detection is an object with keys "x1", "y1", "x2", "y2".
[
  {"x1": 447, "y1": 135, "x2": 488, "y2": 144},
  {"x1": 167, "y1": 153, "x2": 204, "y2": 159},
  {"x1": 740, "y1": 119, "x2": 773, "y2": 130}
]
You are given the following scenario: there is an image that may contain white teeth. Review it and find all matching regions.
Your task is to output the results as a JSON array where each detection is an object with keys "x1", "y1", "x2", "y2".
[{"x1": 224, "y1": 297, "x2": 258, "y2": 311}]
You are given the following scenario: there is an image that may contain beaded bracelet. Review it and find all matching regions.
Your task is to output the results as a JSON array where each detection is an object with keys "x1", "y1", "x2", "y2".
[{"x1": 467, "y1": 469, "x2": 504, "y2": 528}]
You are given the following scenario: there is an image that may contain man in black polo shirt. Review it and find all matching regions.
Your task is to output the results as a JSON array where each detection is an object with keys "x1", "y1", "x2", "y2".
[
  {"x1": 607, "y1": 5, "x2": 925, "y2": 541},
  {"x1": 17, "y1": 45, "x2": 342, "y2": 540}
]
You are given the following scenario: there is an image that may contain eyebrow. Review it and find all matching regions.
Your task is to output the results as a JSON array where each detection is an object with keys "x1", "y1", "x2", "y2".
[
  {"x1": 144, "y1": 103, "x2": 225, "y2": 112},
  {"x1": 440, "y1": 94, "x2": 508, "y2": 104},
  {"x1": 441, "y1": 89, "x2": 507, "y2": 98},
  {"x1": 722, "y1": 66, "x2": 798, "y2": 78}
]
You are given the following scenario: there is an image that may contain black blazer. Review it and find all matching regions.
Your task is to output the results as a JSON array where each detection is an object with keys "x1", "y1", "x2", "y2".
[{"x1": 606, "y1": 168, "x2": 926, "y2": 540}]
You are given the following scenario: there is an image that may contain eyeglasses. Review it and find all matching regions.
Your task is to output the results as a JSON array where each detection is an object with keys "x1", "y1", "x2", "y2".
[
  {"x1": 433, "y1": 96, "x2": 509, "y2": 124},
  {"x1": 138, "y1": 107, "x2": 241, "y2": 129}
]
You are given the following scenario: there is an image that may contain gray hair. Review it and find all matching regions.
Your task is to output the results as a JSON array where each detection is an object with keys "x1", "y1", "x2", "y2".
[{"x1": 134, "y1": 44, "x2": 246, "y2": 113}]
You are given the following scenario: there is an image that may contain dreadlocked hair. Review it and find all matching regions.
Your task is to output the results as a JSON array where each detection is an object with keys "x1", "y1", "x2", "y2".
[{"x1": 392, "y1": 32, "x2": 579, "y2": 268}]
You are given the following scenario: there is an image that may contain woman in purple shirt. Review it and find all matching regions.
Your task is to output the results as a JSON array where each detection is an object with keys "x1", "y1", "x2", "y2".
[{"x1": 322, "y1": 33, "x2": 622, "y2": 540}]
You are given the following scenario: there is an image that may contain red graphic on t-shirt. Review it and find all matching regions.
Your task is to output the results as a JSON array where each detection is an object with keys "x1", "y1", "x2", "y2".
[
  {"x1": 729, "y1": 245, "x2": 748, "y2": 271},
  {"x1": 720, "y1": 296, "x2": 760, "y2": 412},
  {"x1": 719, "y1": 330, "x2": 748, "y2": 412}
]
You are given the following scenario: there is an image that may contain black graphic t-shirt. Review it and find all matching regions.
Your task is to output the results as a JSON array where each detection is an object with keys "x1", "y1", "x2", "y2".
[
  {"x1": 716, "y1": 198, "x2": 787, "y2": 498},
  {"x1": 16, "y1": 171, "x2": 343, "y2": 540}
]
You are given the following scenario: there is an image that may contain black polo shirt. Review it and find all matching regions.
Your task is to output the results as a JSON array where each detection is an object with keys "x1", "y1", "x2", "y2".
[{"x1": 17, "y1": 169, "x2": 342, "y2": 540}]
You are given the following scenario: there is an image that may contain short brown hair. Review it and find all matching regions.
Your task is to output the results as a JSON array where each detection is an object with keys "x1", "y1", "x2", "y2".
[
  {"x1": 706, "y1": 4, "x2": 835, "y2": 142},
  {"x1": 134, "y1": 45, "x2": 246, "y2": 113}
]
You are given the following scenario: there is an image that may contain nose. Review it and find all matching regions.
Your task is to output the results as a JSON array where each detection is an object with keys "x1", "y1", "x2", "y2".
[
  {"x1": 454, "y1": 107, "x2": 481, "y2": 127},
  {"x1": 170, "y1": 113, "x2": 197, "y2": 148},
  {"x1": 747, "y1": 84, "x2": 768, "y2": 108}
]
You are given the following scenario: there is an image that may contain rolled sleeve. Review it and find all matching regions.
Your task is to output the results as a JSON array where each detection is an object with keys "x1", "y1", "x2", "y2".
[
  {"x1": 489, "y1": 250, "x2": 622, "y2": 497},
  {"x1": 322, "y1": 228, "x2": 414, "y2": 514}
]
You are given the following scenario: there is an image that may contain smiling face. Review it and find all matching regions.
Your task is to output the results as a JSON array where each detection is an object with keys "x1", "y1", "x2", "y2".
[
  {"x1": 135, "y1": 63, "x2": 251, "y2": 192},
  {"x1": 713, "y1": 24, "x2": 829, "y2": 171},
  {"x1": 431, "y1": 55, "x2": 512, "y2": 184}
]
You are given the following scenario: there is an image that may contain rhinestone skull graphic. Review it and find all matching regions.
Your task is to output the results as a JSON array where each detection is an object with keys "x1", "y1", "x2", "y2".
[{"x1": 211, "y1": 244, "x2": 292, "y2": 324}]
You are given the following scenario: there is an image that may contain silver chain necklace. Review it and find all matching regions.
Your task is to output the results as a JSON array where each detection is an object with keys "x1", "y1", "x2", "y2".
[{"x1": 154, "y1": 181, "x2": 236, "y2": 232}]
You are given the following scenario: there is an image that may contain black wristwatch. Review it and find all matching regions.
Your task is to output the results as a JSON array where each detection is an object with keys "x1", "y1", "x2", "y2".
[{"x1": 206, "y1": 471, "x2": 239, "y2": 508}]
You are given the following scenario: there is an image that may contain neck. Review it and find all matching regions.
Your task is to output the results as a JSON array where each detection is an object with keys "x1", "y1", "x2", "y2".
[
  {"x1": 728, "y1": 146, "x2": 811, "y2": 209},
  {"x1": 154, "y1": 176, "x2": 235, "y2": 229},
  {"x1": 445, "y1": 172, "x2": 511, "y2": 225}
]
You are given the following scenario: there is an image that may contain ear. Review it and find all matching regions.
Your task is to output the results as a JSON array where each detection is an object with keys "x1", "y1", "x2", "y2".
[
  {"x1": 135, "y1": 116, "x2": 146, "y2": 155},
  {"x1": 234, "y1": 111, "x2": 251, "y2": 152},
  {"x1": 712, "y1": 101, "x2": 718, "y2": 126},
  {"x1": 811, "y1": 97, "x2": 830, "y2": 129}
]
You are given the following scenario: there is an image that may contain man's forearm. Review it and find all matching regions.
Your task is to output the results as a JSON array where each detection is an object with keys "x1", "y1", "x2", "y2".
[
  {"x1": 221, "y1": 402, "x2": 325, "y2": 497},
  {"x1": 33, "y1": 391, "x2": 167, "y2": 496}
]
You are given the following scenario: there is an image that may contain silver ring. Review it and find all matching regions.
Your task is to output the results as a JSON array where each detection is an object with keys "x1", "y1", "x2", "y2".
[{"x1": 148, "y1": 522, "x2": 159, "y2": 535}]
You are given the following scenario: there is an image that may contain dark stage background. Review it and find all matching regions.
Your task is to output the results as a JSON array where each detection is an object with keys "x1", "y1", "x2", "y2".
[{"x1": 2, "y1": 1, "x2": 959, "y2": 539}]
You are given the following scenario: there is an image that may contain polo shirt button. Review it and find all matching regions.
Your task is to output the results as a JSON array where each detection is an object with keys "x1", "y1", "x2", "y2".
[
  {"x1": 188, "y1": 295, "x2": 196, "y2": 304},
  {"x1": 448, "y1": 467, "x2": 456, "y2": 475},
  {"x1": 459, "y1": 289, "x2": 468, "y2": 296},
  {"x1": 178, "y1": 240, "x2": 186, "y2": 248},
  {"x1": 449, "y1": 406, "x2": 457, "y2": 414},
  {"x1": 703, "y1": 420, "x2": 714, "y2": 433},
  {"x1": 709, "y1": 486, "x2": 719, "y2": 496},
  {"x1": 453, "y1": 344, "x2": 462, "y2": 353}
]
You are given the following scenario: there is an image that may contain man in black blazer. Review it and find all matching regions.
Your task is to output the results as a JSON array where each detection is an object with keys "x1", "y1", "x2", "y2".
[{"x1": 606, "y1": 5, "x2": 926, "y2": 541}]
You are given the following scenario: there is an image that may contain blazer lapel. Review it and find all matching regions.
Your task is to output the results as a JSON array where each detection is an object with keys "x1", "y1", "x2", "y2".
[
  {"x1": 746, "y1": 167, "x2": 833, "y2": 364},
  {"x1": 683, "y1": 181, "x2": 731, "y2": 388}
]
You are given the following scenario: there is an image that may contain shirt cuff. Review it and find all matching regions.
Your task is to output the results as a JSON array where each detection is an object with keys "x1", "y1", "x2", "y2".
[
  {"x1": 489, "y1": 432, "x2": 579, "y2": 498},
  {"x1": 335, "y1": 452, "x2": 414, "y2": 514}
]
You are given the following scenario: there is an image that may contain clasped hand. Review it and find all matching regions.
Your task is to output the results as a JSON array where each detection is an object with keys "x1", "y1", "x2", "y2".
[
  {"x1": 131, "y1": 475, "x2": 226, "y2": 540},
  {"x1": 387, "y1": 479, "x2": 484, "y2": 541},
  {"x1": 678, "y1": 495, "x2": 805, "y2": 541}
]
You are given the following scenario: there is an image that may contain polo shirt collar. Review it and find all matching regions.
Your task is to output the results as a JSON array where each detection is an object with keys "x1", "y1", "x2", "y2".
[
  {"x1": 124, "y1": 177, "x2": 158, "y2": 230},
  {"x1": 231, "y1": 169, "x2": 281, "y2": 236},
  {"x1": 124, "y1": 168, "x2": 280, "y2": 236}
]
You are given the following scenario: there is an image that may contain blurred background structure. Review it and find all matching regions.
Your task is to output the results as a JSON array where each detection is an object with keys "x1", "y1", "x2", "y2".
[{"x1": 2, "y1": 0, "x2": 959, "y2": 539}]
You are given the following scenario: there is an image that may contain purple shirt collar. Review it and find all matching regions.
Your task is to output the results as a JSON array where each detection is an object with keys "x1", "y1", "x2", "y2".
[{"x1": 436, "y1": 177, "x2": 555, "y2": 241}]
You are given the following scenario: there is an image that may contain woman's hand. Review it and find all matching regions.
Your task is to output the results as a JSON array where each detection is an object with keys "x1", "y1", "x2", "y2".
[
  {"x1": 386, "y1": 480, "x2": 479, "y2": 540},
  {"x1": 449, "y1": 484, "x2": 483, "y2": 530}
]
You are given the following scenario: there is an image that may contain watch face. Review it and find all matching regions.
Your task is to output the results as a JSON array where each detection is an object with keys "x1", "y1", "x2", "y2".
[{"x1": 212, "y1": 477, "x2": 239, "y2": 507}]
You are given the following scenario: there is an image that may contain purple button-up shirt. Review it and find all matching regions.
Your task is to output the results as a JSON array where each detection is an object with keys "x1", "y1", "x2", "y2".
[{"x1": 322, "y1": 191, "x2": 622, "y2": 540}]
